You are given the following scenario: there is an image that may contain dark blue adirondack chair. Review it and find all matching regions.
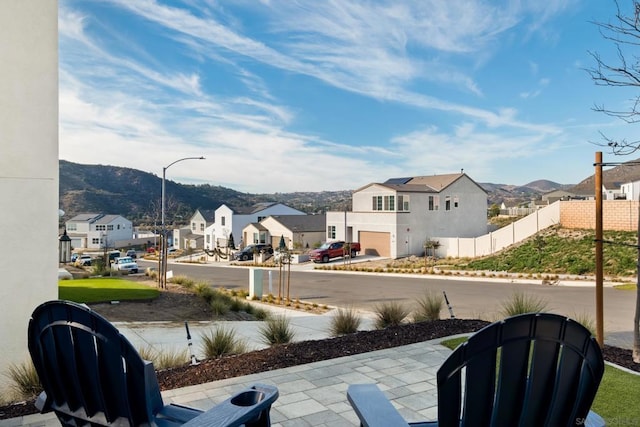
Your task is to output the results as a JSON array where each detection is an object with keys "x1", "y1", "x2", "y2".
[
  {"x1": 348, "y1": 312, "x2": 605, "y2": 427},
  {"x1": 28, "y1": 300, "x2": 279, "y2": 427}
]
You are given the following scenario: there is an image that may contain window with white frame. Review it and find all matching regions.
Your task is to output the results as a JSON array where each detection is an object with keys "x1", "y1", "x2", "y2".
[
  {"x1": 96, "y1": 225, "x2": 106, "y2": 231},
  {"x1": 67, "y1": 223, "x2": 77, "y2": 231},
  {"x1": 454, "y1": 196, "x2": 459, "y2": 208},
  {"x1": 372, "y1": 196, "x2": 383, "y2": 211},
  {"x1": 200, "y1": 223, "x2": 204, "y2": 231},
  {"x1": 384, "y1": 195, "x2": 395, "y2": 210},
  {"x1": 107, "y1": 225, "x2": 114, "y2": 231},
  {"x1": 373, "y1": 195, "x2": 396, "y2": 211},
  {"x1": 91, "y1": 238, "x2": 101, "y2": 245},
  {"x1": 191, "y1": 222, "x2": 196, "y2": 231},
  {"x1": 327, "y1": 225, "x2": 336, "y2": 239},
  {"x1": 221, "y1": 216, "x2": 226, "y2": 226},
  {"x1": 445, "y1": 196, "x2": 451, "y2": 211},
  {"x1": 253, "y1": 232, "x2": 267, "y2": 244}
]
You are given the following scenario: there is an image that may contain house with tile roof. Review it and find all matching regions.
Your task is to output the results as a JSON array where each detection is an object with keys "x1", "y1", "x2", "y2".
[
  {"x1": 326, "y1": 173, "x2": 487, "y2": 258},
  {"x1": 65, "y1": 213, "x2": 133, "y2": 249}
]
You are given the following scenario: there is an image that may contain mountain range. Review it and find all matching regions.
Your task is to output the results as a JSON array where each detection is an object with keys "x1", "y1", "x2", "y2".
[{"x1": 59, "y1": 159, "x2": 640, "y2": 224}]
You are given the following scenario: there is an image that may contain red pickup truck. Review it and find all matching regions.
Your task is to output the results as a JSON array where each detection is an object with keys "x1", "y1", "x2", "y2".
[{"x1": 310, "y1": 241, "x2": 361, "y2": 263}]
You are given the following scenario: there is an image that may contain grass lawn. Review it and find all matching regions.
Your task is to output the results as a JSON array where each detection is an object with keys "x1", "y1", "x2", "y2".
[
  {"x1": 59, "y1": 278, "x2": 160, "y2": 303},
  {"x1": 439, "y1": 337, "x2": 640, "y2": 424}
]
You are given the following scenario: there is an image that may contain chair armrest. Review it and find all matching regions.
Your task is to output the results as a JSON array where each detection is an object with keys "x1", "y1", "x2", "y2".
[
  {"x1": 34, "y1": 391, "x2": 51, "y2": 413},
  {"x1": 584, "y1": 410, "x2": 605, "y2": 427},
  {"x1": 347, "y1": 384, "x2": 411, "y2": 427},
  {"x1": 181, "y1": 383, "x2": 279, "y2": 427}
]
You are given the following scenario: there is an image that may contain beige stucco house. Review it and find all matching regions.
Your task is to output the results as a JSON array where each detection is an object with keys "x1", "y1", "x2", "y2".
[
  {"x1": 326, "y1": 174, "x2": 487, "y2": 258},
  {"x1": 243, "y1": 214, "x2": 326, "y2": 250}
]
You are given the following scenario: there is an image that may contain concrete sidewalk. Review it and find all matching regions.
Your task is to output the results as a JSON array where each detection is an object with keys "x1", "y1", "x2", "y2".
[{"x1": 114, "y1": 304, "x2": 378, "y2": 361}]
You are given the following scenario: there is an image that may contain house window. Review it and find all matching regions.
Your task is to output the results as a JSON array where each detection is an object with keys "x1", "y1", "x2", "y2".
[
  {"x1": 327, "y1": 225, "x2": 336, "y2": 239},
  {"x1": 67, "y1": 223, "x2": 76, "y2": 231},
  {"x1": 200, "y1": 223, "x2": 204, "y2": 232},
  {"x1": 373, "y1": 195, "x2": 396, "y2": 211},
  {"x1": 397, "y1": 195, "x2": 409, "y2": 211},
  {"x1": 107, "y1": 225, "x2": 114, "y2": 231},
  {"x1": 429, "y1": 196, "x2": 440, "y2": 211},
  {"x1": 445, "y1": 196, "x2": 451, "y2": 211},
  {"x1": 221, "y1": 216, "x2": 226, "y2": 226},
  {"x1": 252, "y1": 232, "x2": 267, "y2": 244},
  {"x1": 91, "y1": 238, "x2": 101, "y2": 245},
  {"x1": 117, "y1": 224, "x2": 121, "y2": 230},
  {"x1": 384, "y1": 195, "x2": 395, "y2": 211},
  {"x1": 191, "y1": 222, "x2": 196, "y2": 231},
  {"x1": 454, "y1": 196, "x2": 459, "y2": 208},
  {"x1": 96, "y1": 225, "x2": 106, "y2": 231},
  {"x1": 206, "y1": 235, "x2": 210, "y2": 243},
  {"x1": 257, "y1": 216, "x2": 266, "y2": 222},
  {"x1": 372, "y1": 196, "x2": 383, "y2": 211}
]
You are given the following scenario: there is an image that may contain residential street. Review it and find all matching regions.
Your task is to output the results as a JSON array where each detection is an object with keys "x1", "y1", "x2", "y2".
[{"x1": 137, "y1": 258, "x2": 636, "y2": 349}]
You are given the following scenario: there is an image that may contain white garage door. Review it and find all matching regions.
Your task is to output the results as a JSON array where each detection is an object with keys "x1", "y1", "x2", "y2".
[{"x1": 359, "y1": 231, "x2": 390, "y2": 257}]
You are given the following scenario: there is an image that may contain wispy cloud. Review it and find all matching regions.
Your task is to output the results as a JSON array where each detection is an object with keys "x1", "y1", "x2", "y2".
[{"x1": 58, "y1": 0, "x2": 590, "y2": 191}]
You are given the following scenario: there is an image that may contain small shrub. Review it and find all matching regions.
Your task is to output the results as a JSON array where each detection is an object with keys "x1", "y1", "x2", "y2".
[
  {"x1": 412, "y1": 290, "x2": 444, "y2": 322},
  {"x1": 5, "y1": 361, "x2": 41, "y2": 400},
  {"x1": 571, "y1": 311, "x2": 597, "y2": 336},
  {"x1": 373, "y1": 301, "x2": 410, "y2": 329},
  {"x1": 243, "y1": 302, "x2": 255, "y2": 315},
  {"x1": 258, "y1": 314, "x2": 295, "y2": 345},
  {"x1": 155, "y1": 348, "x2": 189, "y2": 369},
  {"x1": 500, "y1": 291, "x2": 549, "y2": 317},
  {"x1": 170, "y1": 275, "x2": 195, "y2": 288},
  {"x1": 229, "y1": 297, "x2": 244, "y2": 312},
  {"x1": 253, "y1": 307, "x2": 270, "y2": 320},
  {"x1": 329, "y1": 307, "x2": 362, "y2": 336},
  {"x1": 200, "y1": 326, "x2": 247, "y2": 358},
  {"x1": 210, "y1": 299, "x2": 230, "y2": 316},
  {"x1": 137, "y1": 346, "x2": 188, "y2": 370}
]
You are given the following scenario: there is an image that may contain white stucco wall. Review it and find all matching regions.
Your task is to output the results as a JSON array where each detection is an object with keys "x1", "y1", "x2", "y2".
[{"x1": 0, "y1": 0, "x2": 58, "y2": 395}]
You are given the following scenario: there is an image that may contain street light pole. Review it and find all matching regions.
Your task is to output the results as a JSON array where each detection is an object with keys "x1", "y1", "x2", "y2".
[{"x1": 160, "y1": 156, "x2": 205, "y2": 288}]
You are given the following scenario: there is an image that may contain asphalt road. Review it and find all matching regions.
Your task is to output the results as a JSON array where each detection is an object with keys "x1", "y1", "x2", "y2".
[{"x1": 137, "y1": 259, "x2": 636, "y2": 348}]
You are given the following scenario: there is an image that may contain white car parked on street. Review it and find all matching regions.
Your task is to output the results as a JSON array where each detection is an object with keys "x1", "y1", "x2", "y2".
[{"x1": 111, "y1": 256, "x2": 139, "y2": 274}]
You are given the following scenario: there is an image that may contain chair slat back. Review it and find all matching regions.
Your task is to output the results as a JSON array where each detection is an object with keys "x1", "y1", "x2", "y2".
[
  {"x1": 28, "y1": 300, "x2": 157, "y2": 426},
  {"x1": 436, "y1": 312, "x2": 604, "y2": 427}
]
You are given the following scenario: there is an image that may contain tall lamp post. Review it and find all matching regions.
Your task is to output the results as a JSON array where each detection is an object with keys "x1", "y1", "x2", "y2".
[{"x1": 160, "y1": 156, "x2": 205, "y2": 288}]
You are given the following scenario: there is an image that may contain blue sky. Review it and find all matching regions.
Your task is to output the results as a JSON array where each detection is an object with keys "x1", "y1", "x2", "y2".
[{"x1": 59, "y1": 0, "x2": 634, "y2": 193}]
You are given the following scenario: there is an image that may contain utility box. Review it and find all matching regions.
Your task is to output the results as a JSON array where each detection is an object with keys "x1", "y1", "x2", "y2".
[{"x1": 248, "y1": 268, "x2": 263, "y2": 299}]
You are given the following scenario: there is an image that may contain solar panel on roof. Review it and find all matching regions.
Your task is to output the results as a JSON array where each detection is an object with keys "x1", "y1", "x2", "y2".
[{"x1": 384, "y1": 177, "x2": 412, "y2": 184}]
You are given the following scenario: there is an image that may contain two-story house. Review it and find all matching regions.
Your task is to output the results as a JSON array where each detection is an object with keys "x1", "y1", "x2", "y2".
[
  {"x1": 65, "y1": 213, "x2": 133, "y2": 249},
  {"x1": 204, "y1": 202, "x2": 305, "y2": 250},
  {"x1": 326, "y1": 173, "x2": 487, "y2": 258}
]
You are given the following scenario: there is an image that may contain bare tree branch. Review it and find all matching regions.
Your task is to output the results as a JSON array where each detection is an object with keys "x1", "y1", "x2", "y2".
[{"x1": 586, "y1": 0, "x2": 640, "y2": 155}]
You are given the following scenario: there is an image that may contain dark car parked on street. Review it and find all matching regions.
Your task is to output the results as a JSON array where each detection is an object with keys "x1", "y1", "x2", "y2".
[{"x1": 233, "y1": 244, "x2": 273, "y2": 261}]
